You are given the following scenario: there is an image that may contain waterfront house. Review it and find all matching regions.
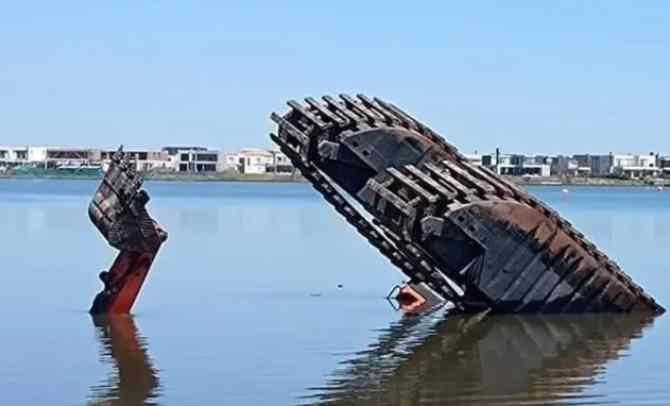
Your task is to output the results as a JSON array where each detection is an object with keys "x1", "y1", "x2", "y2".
[
  {"x1": 236, "y1": 148, "x2": 274, "y2": 174},
  {"x1": 659, "y1": 156, "x2": 670, "y2": 178},
  {"x1": 488, "y1": 153, "x2": 551, "y2": 177},
  {"x1": 267, "y1": 150, "x2": 293, "y2": 174},
  {"x1": 100, "y1": 149, "x2": 172, "y2": 172},
  {"x1": 222, "y1": 152, "x2": 241, "y2": 172},
  {"x1": 0, "y1": 146, "x2": 29, "y2": 168},
  {"x1": 464, "y1": 154, "x2": 483, "y2": 166},
  {"x1": 27, "y1": 147, "x2": 100, "y2": 169},
  {"x1": 173, "y1": 148, "x2": 220, "y2": 173},
  {"x1": 611, "y1": 153, "x2": 659, "y2": 179},
  {"x1": 551, "y1": 155, "x2": 580, "y2": 176}
]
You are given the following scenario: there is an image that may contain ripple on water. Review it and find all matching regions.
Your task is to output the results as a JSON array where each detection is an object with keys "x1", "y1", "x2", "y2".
[{"x1": 301, "y1": 309, "x2": 665, "y2": 406}]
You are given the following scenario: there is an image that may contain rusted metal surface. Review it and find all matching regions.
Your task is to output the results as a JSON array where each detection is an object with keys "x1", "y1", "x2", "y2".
[
  {"x1": 89, "y1": 147, "x2": 167, "y2": 314},
  {"x1": 271, "y1": 95, "x2": 664, "y2": 314},
  {"x1": 393, "y1": 282, "x2": 445, "y2": 314}
]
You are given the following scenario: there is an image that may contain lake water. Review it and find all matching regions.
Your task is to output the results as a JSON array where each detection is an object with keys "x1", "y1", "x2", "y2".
[{"x1": 0, "y1": 180, "x2": 668, "y2": 405}]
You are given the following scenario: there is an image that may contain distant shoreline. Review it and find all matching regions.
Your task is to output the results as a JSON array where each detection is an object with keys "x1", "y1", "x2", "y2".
[
  {"x1": 510, "y1": 175, "x2": 666, "y2": 188},
  {"x1": 0, "y1": 173, "x2": 666, "y2": 187},
  {"x1": 0, "y1": 171, "x2": 307, "y2": 183}
]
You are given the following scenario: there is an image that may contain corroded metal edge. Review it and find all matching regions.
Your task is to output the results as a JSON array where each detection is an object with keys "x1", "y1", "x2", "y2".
[
  {"x1": 271, "y1": 95, "x2": 664, "y2": 314},
  {"x1": 89, "y1": 147, "x2": 167, "y2": 314}
]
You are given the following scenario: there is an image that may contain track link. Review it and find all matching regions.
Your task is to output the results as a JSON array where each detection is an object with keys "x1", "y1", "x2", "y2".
[{"x1": 271, "y1": 94, "x2": 663, "y2": 313}]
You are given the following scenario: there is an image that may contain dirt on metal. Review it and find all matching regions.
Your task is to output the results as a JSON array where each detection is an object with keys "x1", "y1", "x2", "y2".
[{"x1": 271, "y1": 95, "x2": 664, "y2": 314}]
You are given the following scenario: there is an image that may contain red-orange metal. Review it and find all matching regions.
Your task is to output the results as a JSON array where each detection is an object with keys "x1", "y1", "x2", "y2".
[
  {"x1": 90, "y1": 314, "x2": 159, "y2": 404},
  {"x1": 92, "y1": 248, "x2": 161, "y2": 315},
  {"x1": 394, "y1": 282, "x2": 446, "y2": 314},
  {"x1": 396, "y1": 285, "x2": 427, "y2": 312},
  {"x1": 107, "y1": 251, "x2": 157, "y2": 314},
  {"x1": 89, "y1": 147, "x2": 167, "y2": 315}
]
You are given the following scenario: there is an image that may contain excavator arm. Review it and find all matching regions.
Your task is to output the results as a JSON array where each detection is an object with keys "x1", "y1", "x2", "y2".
[{"x1": 88, "y1": 147, "x2": 167, "y2": 314}]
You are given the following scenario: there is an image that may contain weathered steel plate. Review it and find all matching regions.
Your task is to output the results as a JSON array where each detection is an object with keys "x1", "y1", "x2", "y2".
[{"x1": 271, "y1": 95, "x2": 664, "y2": 314}]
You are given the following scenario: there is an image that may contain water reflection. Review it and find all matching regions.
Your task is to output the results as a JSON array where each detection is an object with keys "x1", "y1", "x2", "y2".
[
  {"x1": 304, "y1": 310, "x2": 656, "y2": 406},
  {"x1": 88, "y1": 316, "x2": 160, "y2": 406}
]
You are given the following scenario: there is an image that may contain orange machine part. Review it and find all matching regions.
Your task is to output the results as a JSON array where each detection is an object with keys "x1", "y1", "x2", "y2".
[
  {"x1": 395, "y1": 285, "x2": 427, "y2": 313},
  {"x1": 109, "y1": 251, "x2": 158, "y2": 314},
  {"x1": 91, "y1": 247, "x2": 160, "y2": 315}
]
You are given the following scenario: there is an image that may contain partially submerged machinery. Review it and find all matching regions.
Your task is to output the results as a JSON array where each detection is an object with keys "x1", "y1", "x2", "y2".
[
  {"x1": 89, "y1": 148, "x2": 167, "y2": 314},
  {"x1": 271, "y1": 95, "x2": 664, "y2": 314}
]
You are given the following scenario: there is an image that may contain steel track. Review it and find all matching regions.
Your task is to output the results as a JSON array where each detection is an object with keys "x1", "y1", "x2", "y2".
[{"x1": 271, "y1": 94, "x2": 662, "y2": 313}]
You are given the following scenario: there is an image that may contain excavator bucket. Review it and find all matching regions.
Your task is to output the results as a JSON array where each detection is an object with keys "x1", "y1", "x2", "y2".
[
  {"x1": 89, "y1": 147, "x2": 167, "y2": 314},
  {"x1": 271, "y1": 95, "x2": 664, "y2": 314}
]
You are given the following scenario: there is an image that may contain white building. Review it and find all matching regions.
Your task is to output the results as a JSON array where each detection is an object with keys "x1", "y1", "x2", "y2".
[
  {"x1": 158, "y1": 146, "x2": 221, "y2": 173},
  {"x1": 174, "y1": 149, "x2": 220, "y2": 173},
  {"x1": 493, "y1": 154, "x2": 551, "y2": 177},
  {"x1": 221, "y1": 149, "x2": 294, "y2": 174},
  {"x1": 100, "y1": 149, "x2": 172, "y2": 172},
  {"x1": 659, "y1": 156, "x2": 670, "y2": 177},
  {"x1": 27, "y1": 147, "x2": 100, "y2": 168},
  {"x1": 237, "y1": 148, "x2": 274, "y2": 174},
  {"x1": 522, "y1": 164, "x2": 551, "y2": 177},
  {"x1": 222, "y1": 152, "x2": 241, "y2": 172},
  {"x1": 0, "y1": 146, "x2": 29, "y2": 168},
  {"x1": 612, "y1": 154, "x2": 659, "y2": 179},
  {"x1": 268, "y1": 150, "x2": 293, "y2": 174},
  {"x1": 463, "y1": 154, "x2": 482, "y2": 166}
]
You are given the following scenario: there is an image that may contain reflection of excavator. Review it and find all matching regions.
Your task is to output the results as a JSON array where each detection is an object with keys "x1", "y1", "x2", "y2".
[
  {"x1": 303, "y1": 310, "x2": 657, "y2": 406},
  {"x1": 89, "y1": 148, "x2": 167, "y2": 314},
  {"x1": 89, "y1": 315, "x2": 160, "y2": 405},
  {"x1": 272, "y1": 95, "x2": 664, "y2": 314}
]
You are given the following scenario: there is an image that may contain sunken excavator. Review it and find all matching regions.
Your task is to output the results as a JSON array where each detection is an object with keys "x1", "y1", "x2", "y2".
[
  {"x1": 271, "y1": 95, "x2": 665, "y2": 314},
  {"x1": 88, "y1": 148, "x2": 167, "y2": 315}
]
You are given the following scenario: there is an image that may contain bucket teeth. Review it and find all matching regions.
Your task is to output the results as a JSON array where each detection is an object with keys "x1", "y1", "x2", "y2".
[{"x1": 88, "y1": 146, "x2": 167, "y2": 315}]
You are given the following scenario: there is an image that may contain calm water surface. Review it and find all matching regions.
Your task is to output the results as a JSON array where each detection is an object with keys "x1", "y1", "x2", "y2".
[{"x1": 0, "y1": 180, "x2": 667, "y2": 405}]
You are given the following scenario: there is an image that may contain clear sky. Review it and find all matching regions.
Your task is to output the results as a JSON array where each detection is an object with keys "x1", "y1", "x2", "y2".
[{"x1": 1, "y1": 1, "x2": 668, "y2": 154}]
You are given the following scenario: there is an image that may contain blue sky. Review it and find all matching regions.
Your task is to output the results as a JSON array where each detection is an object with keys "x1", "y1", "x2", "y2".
[{"x1": 1, "y1": 1, "x2": 668, "y2": 154}]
